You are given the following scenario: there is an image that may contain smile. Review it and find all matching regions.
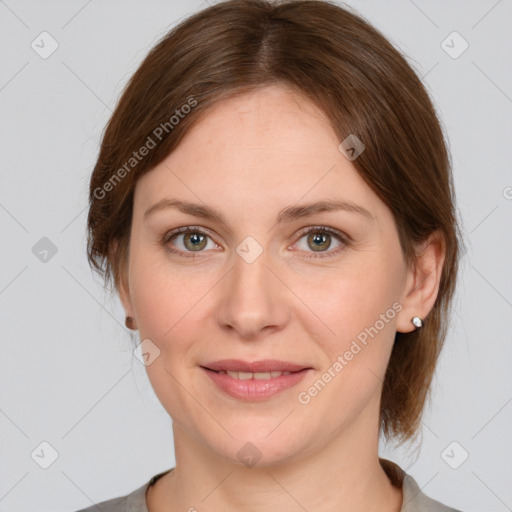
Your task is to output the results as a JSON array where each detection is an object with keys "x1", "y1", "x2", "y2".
[
  {"x1": 215, "y1": 370, "x2": 293, "y2": 379},
  {"x1": 201, "y1": 366, "x2": 311, "y2": 401}
]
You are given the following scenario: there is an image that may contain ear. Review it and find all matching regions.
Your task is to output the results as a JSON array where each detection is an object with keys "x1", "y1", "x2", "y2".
[
  {"x1": 110, "y1": 239, "x2": 137, "y2": 328},
  {"x1": 396, "y1": 230, "x2": 446, "y2": 333}
]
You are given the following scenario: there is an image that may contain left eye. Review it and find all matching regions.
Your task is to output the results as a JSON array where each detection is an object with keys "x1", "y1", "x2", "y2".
[{"x1": 293, "y1": 226, "x2": 348, "y2": 258}]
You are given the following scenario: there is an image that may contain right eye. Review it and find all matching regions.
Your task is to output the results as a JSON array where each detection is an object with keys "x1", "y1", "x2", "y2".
[{"x1": 161, "y1": 226, "x2": 220, "y2": 258}]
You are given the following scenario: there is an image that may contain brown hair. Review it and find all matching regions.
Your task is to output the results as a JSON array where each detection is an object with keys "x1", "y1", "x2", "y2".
[{"x1": 86, "y1": 0, "x2": 460, "y2": 445}]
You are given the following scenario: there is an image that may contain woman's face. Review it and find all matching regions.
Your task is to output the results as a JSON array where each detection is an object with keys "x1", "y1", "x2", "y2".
[{"x1": 121, "y1": 84, "x2": 414, "y2": 465}]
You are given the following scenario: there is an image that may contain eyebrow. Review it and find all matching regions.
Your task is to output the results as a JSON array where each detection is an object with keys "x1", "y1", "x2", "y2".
[{"x1": 143, "y1": 198, "x2": 374, "y2": 224}]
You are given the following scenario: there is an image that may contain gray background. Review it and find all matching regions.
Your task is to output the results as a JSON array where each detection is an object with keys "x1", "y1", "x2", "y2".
[{"x1": 1, "y1": 0, "x2": 511, "y2": 511}]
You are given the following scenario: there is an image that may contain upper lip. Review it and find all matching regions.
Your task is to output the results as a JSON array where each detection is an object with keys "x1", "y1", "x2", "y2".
[{"x1": 202, "y1": 359, "x2": 310, "y2": 373}]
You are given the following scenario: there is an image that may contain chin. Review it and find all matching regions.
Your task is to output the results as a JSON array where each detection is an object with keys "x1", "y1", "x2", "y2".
[{"x1": 200, "y1": 422, "x2": 317, "y2": 470}]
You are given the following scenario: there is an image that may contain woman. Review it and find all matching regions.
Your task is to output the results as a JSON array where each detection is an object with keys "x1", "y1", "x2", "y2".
[{"x1": 79, "y1": 0, "x2": 462, "y2": 510}]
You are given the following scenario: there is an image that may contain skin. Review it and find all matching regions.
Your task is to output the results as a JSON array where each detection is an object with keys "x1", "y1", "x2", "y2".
[{"x1": 117, "y1": 83, "x2": 445, "y2": 512}]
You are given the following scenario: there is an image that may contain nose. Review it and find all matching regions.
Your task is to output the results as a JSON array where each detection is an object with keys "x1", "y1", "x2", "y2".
[{"x1": 215, "y1": 245, "x2": 291, "y2": 341}]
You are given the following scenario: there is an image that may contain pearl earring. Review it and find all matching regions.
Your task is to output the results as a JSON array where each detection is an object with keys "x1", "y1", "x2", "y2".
[{"x1": 411, "y1": 316, "x2": 423, "y2": 329}]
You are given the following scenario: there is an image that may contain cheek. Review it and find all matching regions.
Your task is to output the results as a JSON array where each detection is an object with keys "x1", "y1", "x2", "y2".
[
  {"x1": 290, "y1": 253, "x2": 401, "y2": 342},
  {"x1": 127, "y1": 249, "x2": 207, "y2": 414},
  {"x1": 294, "y1": 267, "x2": 400, "y2": 422},
  {"x1": 289, "y1": 254, "x2": 403, "y2": 418},
  {"x1": 128, "y1": 244, "x2": 212, "y2": 338},
  {"x1": 130, "y1": 268, "x2": 171, "y2": 339}
]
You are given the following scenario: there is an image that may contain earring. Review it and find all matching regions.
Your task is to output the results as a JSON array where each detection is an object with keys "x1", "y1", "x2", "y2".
[
  {"x1": 125, "y1": 316, "x2": 135, "y2": 330},
  {"x1": 411, "y1": 316, "x2": 423, "y2": 329}
]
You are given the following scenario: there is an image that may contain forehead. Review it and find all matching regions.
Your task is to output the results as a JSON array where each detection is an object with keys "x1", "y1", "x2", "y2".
[
  {"x1": 133, "y1": 84, "x2": 384, "y2": 223},
  {"x1": 183, "y1": 84, "x2": 337, "y2": 159}
]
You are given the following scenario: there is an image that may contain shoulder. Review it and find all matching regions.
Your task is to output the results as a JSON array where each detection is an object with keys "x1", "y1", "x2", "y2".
[
  {"x1": 380, "y1": 457, "x2": 463, "y2": 512},
  {"x1": 72, "y1": 469, "x2": 173, "y2": 512},
  {"x1": 73, "y1": 482, "x2": 148, "y2": 512},
  {"x1": 401, "y1": 470, "x2": 463, "y2": 512}
]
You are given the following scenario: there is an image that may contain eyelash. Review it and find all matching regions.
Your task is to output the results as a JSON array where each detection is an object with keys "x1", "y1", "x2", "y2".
[{"x1": 160, "y1": 225, "x2": 350, "y2": 260}]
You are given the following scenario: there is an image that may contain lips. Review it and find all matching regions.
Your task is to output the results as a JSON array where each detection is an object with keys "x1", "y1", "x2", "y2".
[
  {"x1": 201, "y1": 364, "x2": 312, "y2": 401},
  {"x1": 201, "y1": 359, "x2": 310, "y2": 373}
]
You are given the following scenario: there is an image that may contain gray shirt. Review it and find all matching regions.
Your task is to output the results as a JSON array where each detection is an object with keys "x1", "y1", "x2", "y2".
[{"x1": 74, "y1": 459, "x2": 462, "y2": 511}]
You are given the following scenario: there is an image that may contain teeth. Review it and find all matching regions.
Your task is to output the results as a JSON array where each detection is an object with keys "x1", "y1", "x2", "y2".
[
  {"x1": 219, "y1": 370, "x2": 293, "y2": 379},
  {"x1": 233, "y1": 371, "x2": 253, "y2": 380}
]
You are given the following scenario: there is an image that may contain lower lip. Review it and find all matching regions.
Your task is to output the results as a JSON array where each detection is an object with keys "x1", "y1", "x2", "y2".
[{"x1": 201, "y1": 367, "x2": 311, "y2": 401}]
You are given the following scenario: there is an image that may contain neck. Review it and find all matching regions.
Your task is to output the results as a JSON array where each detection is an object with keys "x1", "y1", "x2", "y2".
[{"x1": 149, "y1": 404, "x2": 403, "y2": 512}]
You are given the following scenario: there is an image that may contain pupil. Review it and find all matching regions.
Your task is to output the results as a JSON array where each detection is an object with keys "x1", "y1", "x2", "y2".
[
  {"x1": 309, "y1": 232, "x2": 330, "y2": 252},
  {"x1": 185, "y1": 232, "x2": 205, "y2": 250}
]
